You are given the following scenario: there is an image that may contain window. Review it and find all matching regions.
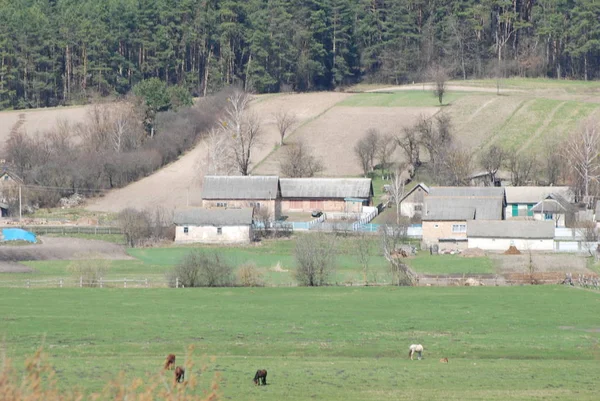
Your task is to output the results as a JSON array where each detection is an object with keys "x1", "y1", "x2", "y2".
[
  {"x1": 183, "y1": 226, "x2": 189, "y2": 234},
  {"x1": 527, "y1": 204, "x2": 534, "y2": 217},
  {"x1": 217, "y1": 227, "x2": 222, "y2": 235},
  {"x1": 544, "y1": 213, "x2": 552, "y2": 220},
  {"x1": 452, "y1": 224, "x2": 466, "y2": 233},
  {"x1": 216, "y1": 202, "x2": 227, "y2": 208},
  {"x1": 414, "y1": 204, "x2": 422, "y2": 212},
  {"x1": 512, "y1": 204, "x2": 518, "y2": 217}
]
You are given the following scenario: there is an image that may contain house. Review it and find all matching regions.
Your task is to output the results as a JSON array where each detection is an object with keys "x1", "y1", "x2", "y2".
[
  {"x1": 279, "y1": 178, "x2": 373, "y2": 214},
  {"x1": 201, "y1": 176, "x2": 281, "y2": 219},
  {"x1": 504, "y1": 186, "x2": 573, "y2": 219},
  {"x1": 0, "y1": 169, "x2": 23, "y2": 206},
  {"x1": 467, "y1": 220, "x2": 555, "y2": 251},
  {"x1": 530, "y1": 193, "x2": 575, "y2": 228},
  {"x1": 468, "y1": 170, "x2": 511, "y2": 187},
  {"x1": 399, "y1": 183, "x2": 429, "y2": 218},
  {"x1": 421, "y1": 187, "x2": 506, "y2": 250},
  {"x1": 173, "y1": 207, "x2": 254, "y2": 244}
]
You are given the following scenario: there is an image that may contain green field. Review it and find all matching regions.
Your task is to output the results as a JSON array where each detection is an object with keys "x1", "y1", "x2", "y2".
[
  {"x1": 1, "y1": 286, "x2": 599, "y2": 400},
  {"x1": 338, "y1": 90, "x2": 468, "y2": 107}
]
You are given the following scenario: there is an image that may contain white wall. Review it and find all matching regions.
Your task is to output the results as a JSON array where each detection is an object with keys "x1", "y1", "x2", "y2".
[
  {"x1": 175, "y1": 225, "x2": 251, "y2": 244},
  {"x1": 468, "y1": 237, "x2": 553, "y2": 251}
]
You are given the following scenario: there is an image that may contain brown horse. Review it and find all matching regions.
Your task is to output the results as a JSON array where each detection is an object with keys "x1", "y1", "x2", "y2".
[
  {"x1": 174, "y1": 366, "x2": 185, "y2": 383},
  {"x1": 253, "y1": 369, "x2": 267, "y2": 386},
  {"x1": 440, "y1": 357, "x2": 449, "y2": 363},
  {"x1": 164, "y1": 354, "x2": 176, "y2": 370}
]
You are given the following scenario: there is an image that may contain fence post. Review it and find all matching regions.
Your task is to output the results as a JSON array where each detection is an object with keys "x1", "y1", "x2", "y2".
[
  {"x1": 100, "y1": 278, "x2": 103, "y2": 288},
  {"x1": 59, "y1": 279, "x2": 63, "y2": 288},
  {"x1": 95, "y1": 227, "x2": 97, "y2": 235},
  {"x1": 176, "y1": 277, "x2": 179, "y2": 288},
  {"x1": 26, "y1": 279, "x2": 30, "y2": 289},
  {"x1": 124, "y1": 278, "x2": 127, "y2": 288},
  {"x1": 145, "y1": 278, "x2": 149, "y2": 288},
  {"x1": 80, "y1": 276, "x2": 83, "y2": 288}
]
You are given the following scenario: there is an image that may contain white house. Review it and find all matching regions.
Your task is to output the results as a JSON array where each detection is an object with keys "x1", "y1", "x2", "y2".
[
  {"x1": 504, "y1": 186, "x2": 573, "y2": 219},
  {"x1": 399, "y1": 183, "x2": 429, "y2": 218},
  {"x1": 467, "y1": 220, "x2": 555, "y2": 251},
  {"x1": 530, "y1": 193, "x2": 575, "y2": 228},
  {"x1": 173, "y1": 208, "x2": 254, "y2": 244}
]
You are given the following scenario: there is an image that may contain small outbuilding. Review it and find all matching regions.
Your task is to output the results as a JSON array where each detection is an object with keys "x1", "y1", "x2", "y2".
[
  {"x1": 467, "y1": 220, "x2": 555, "y2": 251},
  {"x1": 399, "y1": 183, "x2": 429, "y2": 218},
  {"x1": 173, "y1": 208, "x2": 254, "y2": 244}
]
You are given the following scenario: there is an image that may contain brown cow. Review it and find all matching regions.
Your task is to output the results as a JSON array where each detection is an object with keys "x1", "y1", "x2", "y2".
[
  {"x1": 164, "y1": 354, "x2": 176, "y2": 370},
  {"x1": 174, "y1": 366, "x2": 185, "y2": 383},
  {"x1": 253, "y1": 369, "x2": 267, "y2": 386}
]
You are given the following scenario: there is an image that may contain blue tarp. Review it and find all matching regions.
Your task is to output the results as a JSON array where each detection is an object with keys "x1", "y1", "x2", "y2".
[{"x1": 1, "y1": 228, "x2": 37, "y2": 243}]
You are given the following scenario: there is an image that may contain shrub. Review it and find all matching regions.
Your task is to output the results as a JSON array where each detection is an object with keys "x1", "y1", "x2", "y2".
[
  {"x1": 237, "y1": 262, "x2": 264, "y2": 287},
  {"x1": 294, "y1": 232, "x2": 337, "y2": 286},
  {"x1": 67, "y1": 257, "x2": 109, "y2": 287},
  {"x1": 168, "y1": 250, "x2": 234, "y2": 287}
]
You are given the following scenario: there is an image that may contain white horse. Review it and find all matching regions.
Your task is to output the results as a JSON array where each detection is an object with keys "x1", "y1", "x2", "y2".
[{"x1": 409, "y1": 344, "x2": 424, "y2": 360}]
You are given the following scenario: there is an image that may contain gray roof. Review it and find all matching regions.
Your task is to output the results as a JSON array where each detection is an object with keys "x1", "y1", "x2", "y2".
[
  {"x1": 0, "y1": 202, "x2": 7, "y2": 209},
  {"x1": 504, "y1": 186, "x2": 573, "y2": 204},
  {"x1": 400, "y1": 182, "x2": 430, "y2": 203},
  {"x1": 280, "y1": 178, "x2": 373, "y2": 199},
  {"x1": 422, "y1": 197, "x2": 503, "y2": 221},
  {"x1": 428, "y1": 187, "x2": 505, "y2": 200},
  {"x1": 173, "y1": 208, "x2": 253, "y2": 226},
  {"x1": 467, "y1": 220, "x2": 555, "y2": 239},
  {"x1": 530, "y1": 193, "x2": 573, "y2": 214},
  {"x1": 202, "y1": 176, "x2": 279, "y2": 200}
]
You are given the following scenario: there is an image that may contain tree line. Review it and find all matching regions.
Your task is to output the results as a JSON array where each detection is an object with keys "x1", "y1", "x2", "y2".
[{"x1": 1, "y1": 0, "x2": 599, "y2": 110}]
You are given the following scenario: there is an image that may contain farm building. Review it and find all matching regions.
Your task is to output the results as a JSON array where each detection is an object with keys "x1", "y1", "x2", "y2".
[
  {"x1": 173, "y1": 207, "x2": 254, "y2": 244},
  {"x1": 0, "y1": 168, "x2": 23, "y2": 208},
  {"x1": 468, "y1": 170, "x2": 511, "y2": 187},
  {"x1": 504, "y1": 186, "x2": 573, "y2": 219},
  {"x1": 467, "y1": 220, "x2": 555, "y2": 251},
  {"x1": 279, "y1": 178, "x2": 373, "y2": 214},
  {"x1": 399, "y1": 183, "x2": 429, "y2": 218},
  {"x1": 422, "y1": 187, "x2": 505, "y2": 250},
  {"x1": 0, "y1": 201, "x2": 8, "y2": 217},
  {"x1": 530, "y1": 193, "x2": 575, "y2": 228},
  {"x1": 201, "y1": 176, "x2": 281, "y2": 219}
]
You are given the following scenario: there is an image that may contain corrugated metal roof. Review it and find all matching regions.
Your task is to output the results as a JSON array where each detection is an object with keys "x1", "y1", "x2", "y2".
[
  {"x1": 428, "y1": 187, "x2": 505, "y2": 199},
  {"x1": 504, "y1": 186, "x2": 573, "y2": 204},
  {"x1": 468, "y1": 220, "x2": 554, "y2": 239},
  {"x1": 280, "y1": 178, "x2": 373, "y2": 199},
  {"x1": 202, "y1": 176, "x2": 279, "y2": 200},
  {"x1": 0, "y1": 202, "x2": 8, "y2": 209},
  {"x1": 173, "y1": 208, "x2": 253, "y2": 226},
  {"x1": 399, "y1": 182, "x2": 430, "y2": 202},
  {"x1": 423, "y1": 197, "x2": 503, "y2": 221}
]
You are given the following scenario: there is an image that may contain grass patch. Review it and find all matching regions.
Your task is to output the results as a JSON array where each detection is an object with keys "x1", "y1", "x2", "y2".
[
  {"x1": 407, "y1": 252, "x2": 495, "y2": 274},
  {"x1": 27, "y1": 207, "x2": 116, "y2": 223},
  {"x1": 43, "y1": 232, "x2": 125, "y2": 244},
  {"x1": 338, "y1": 90, "x2": 468, "y2": 107},
  {"x1": 1, "y1": 286, "x2": 599, "y2": 400}
]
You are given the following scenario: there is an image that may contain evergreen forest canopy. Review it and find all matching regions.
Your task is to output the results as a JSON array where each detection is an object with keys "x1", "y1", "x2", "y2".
[{"x1": 0, "y1": 0, "x2": 599, "y2": 111}]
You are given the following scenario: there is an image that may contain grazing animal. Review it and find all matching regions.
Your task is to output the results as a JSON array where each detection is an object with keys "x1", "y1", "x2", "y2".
[
  {"x1": 408, "y1": 344, "x2": 424, "y2": 360},
  {"x1": 164, "y1": 354, "x2": 176, "y2": 370},
  {"x1": 174, "y1": 366, "x2": 185, "y2": 383},
  {"x1": 253, "y1": 369, "x2": 267, "y2": 386},
  {"x1": 440, "y1": 357, "x2": 449, "y2": 363}
]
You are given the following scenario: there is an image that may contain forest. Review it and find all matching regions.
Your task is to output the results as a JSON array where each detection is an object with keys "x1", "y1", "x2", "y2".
[{"x1": 0, "y1": 0, "x2": 599, "y2": 110}]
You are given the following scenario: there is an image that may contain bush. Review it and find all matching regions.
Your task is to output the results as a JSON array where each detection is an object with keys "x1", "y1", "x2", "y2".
[
  {"x1": 237, "y1": 262, "x2": 264, "y2": 287},
  {"x1": 168, "y1": 250, "x2": 234, "y2": 287},
  {"x1": 294, "y1": 232, "x2": 337, "y2": 286},
  {"x1": 67, "y1": 257, "x2": 109, "y2": 287}
]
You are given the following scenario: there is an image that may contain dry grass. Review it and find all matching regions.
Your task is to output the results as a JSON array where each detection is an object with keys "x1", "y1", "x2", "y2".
[{"x1": 0, "y1": 346, "x2": 221, "y2": 401}]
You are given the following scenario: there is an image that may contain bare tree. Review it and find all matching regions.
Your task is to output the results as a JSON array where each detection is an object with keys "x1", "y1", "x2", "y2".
[
  {"x1": 274, "y1": 109, "x2": 297, "y2": 145},
  {"x1": 428, "y1": 64, "x2": 449, "y2": 105},
  {"x1": 576, "y1": 221, "x2": 599, "y2": 257},
  {"x1": 507, "y1": 152, "x2": 536, "y2": 186},
  {"x1": 397, "y1": 126, "x2": 421, "y2": 167},
  {"x1": 379, "y1": 224, "x2": 418, "y2": 286},
  {"x1": 564, "y1": 118, "x2": 600, "y2": 204},
  {"x1": 294, "y1": 232, "x2": 337, "y2": 286},
  {"x1": 201, "y1": 128, "x2": 236, "y2": 176},
  {"x1": 377, "y1": 134, "x2": 396, "y2": 179},
  {"x1": 443, "y1": 146, "x2": 473, "y2": 186},
  {"x1": 354, "y1": 138, "x2": 372, "y2": 177},
  {"x1": 479, "y1": 145, "x2": 506, "y2": 186},
  {"x1": 279, "y1": 140, "x2": 324, "y2": 177},
  {"x1": 355, "y1": 231, "x2": 373, "y2": 285},
  {"x1": 168, "y1": 250, "x2": 234, "y2": 287},
  {"x1": 420, "y1": 113, "x2": 453, "y2": 178},
  {"x1": 118, "y1": 208, "x2": 152, "y2": 247},
  {"x1": 219, "y1": 90, "x2": 262, "y2": 175},
  {"x1": 364, "y1": 128, "x2": 380, "y2": 171},
  {"x1": 543, "y1": 142, "x2": 564, "y2": 185},
  {"x1": 389, "y1": 167, "x2": 407, "y2": 225}
]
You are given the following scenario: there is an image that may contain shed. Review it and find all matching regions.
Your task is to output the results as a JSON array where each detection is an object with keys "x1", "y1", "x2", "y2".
[
  {"x1": 280, "y1": 178, "x2": 373, "y2": 213},
  {"x1": 504, "y1": 186, "x2": 573, "y2": 219},
  {"x1": 530, "y1": 193, "x2": 574, "y2": 227},
  {"x1": 399, "y1": 183, "x2": 429, "y2": 218},
  {"x1": 467, "y1": 220, "x2": 555, "y2": 251},
  {"x1": 173, "y1": 208, "x2": 254, "y2": 244},
  {"x1": 201, "y1": 175, "x2": 281, "y2": 218}
]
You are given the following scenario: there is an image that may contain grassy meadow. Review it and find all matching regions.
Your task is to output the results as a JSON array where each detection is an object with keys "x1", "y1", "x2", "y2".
[{"x1": 1, "y1": 286, "x2": 599, "y2": 400}]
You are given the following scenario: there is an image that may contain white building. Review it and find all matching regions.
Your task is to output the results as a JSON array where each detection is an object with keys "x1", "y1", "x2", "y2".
[
  {"x1": 467, "y1": 220, "x2": 555, "y2": 251},
  {"x1": 504, "y1": 186, "x2": 573, "y2": 220},
  {"x1": 173, "y1": 208, "x2": 254, "y2": 244}
]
